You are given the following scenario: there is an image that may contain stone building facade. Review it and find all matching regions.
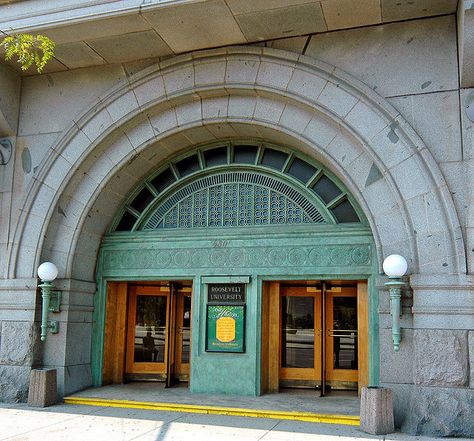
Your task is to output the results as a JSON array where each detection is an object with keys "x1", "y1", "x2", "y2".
[{"x1": 0, "y1": 0, "x2": 473, "y2": 437}]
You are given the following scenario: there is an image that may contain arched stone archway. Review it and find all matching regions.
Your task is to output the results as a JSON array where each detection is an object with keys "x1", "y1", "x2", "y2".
[
  {"x1": 7, "y1": 47, "x2": 465, "y2": 282},
  {"x1": 3, "y1": 47, "x2": 469, "y2": 431},
  {"x1": 0, "y1": 28, "x2": 470, "y2": 435}
]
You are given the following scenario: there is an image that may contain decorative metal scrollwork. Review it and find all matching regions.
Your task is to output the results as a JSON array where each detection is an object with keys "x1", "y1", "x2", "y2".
[{"x1": 144, "y1": 172, "x2": 324, "y2": 230}]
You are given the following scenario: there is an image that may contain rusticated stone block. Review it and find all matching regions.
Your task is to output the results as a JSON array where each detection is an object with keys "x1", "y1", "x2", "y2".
[
  {"x1": 0, "y1": 365, "x2": 30, "y2": 402},
  {"x1": 360, "y1": 387, "x2": 395, "y2": 435},
  {"x1": 0, "y1": 321, "x2": 37, "y2": 365},
  {"x1": 402, "y1": 386, "x2": 474, "y2": 437},
  {"x1": 27, "y1": 369, "x2": 57, "y2": 407},
  {"x1": 414, "y1": 329, "x2": 468, "y2": 386}
]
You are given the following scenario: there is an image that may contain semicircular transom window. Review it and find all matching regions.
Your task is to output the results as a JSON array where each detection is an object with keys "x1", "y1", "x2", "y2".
[{"x1": 112, "y1": 143, "x2": 364, "y2": 233}]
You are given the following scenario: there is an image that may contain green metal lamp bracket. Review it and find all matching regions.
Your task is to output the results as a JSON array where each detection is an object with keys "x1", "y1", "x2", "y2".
[
  {"x1": 38, "y1": 281, "x2": 62, "y2": 341},
  {"x1": 385, "y1": 278, "x2": 405, "y2": 352},
  {"x1": 47, "y1": 320, "x2": 59, "y2": 334},
  {"x1": 48, "y1": 290, "x2": 62, "y2": 313}
]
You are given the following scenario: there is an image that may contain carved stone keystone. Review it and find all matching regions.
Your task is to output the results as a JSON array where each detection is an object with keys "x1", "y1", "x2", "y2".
[
  {"x1": 360, "y1": 386, "x2": 395, "y2": 435},
  {"x1": 27, "y1": 368, "x2": 57, "y2": 407}
]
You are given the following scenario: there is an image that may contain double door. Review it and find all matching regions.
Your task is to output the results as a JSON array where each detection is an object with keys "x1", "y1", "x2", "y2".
[
  {"x1": 280, "y1": 285, "x2": 359, "y2": 391},
  {"x1": 261, "y1": 281, "x2": 368, "y2": 394},
  {"x1": 125, "y1": 284, "x2": 192, "y2": 384}
]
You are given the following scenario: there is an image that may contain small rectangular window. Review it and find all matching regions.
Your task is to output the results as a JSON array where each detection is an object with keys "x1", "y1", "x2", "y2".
[
  {"x1": 176, "y1": 154, "x2": 200, "y2": 177},
  {"x1": 332, "y1": 199, "x2": 360, "y2": 223},
  {"x1": 261, "y1": 148, "x2": 288, "y2": 170},
  {"x1": 151, "y1": 168, "x2": 176, "y2": 193},
  {"x1": 115, "y1": 211, "x2": 138, "y2": 231},
  {"x1": 287, "y1": 158, "x2": 317, "y2": 183},
  {"x1": 130, "y1": 187, "x2": 154, "y2": 213},
  {"x1": 233, "y1": 145, "x2": 258, "y2": 164},
  {"x1": 204, "y1": 147, "x2": 227, "y2": 167},
  {"x1": 311, "y1": 176, "x2": 342, "y2": 204}
]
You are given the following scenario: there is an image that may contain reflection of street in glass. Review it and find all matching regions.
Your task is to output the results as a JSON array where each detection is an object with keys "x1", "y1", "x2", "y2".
[
  {"x1": 142, "y1": 330, "x2": 156, "y2": 362},
  {"x1": 283, "y1": 328, "x2": 315, "y2": 368},
  {"x1": 134, "y1": 325, "x2": 166, "y2": 363},
  {"x1": 133, "y1": 325, "x2": 191, "y2": 363},
  {"x1": 283, "y1": 329, "x2": 357, "y2": 369},
  {"x1": 282, "y1": 296, "x2": 315, "y2": 368}
]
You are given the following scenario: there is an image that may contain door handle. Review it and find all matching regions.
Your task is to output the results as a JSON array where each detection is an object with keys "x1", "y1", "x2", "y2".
[{"x1": 327, "y1": 330, "x2": 357, "y2": 338}]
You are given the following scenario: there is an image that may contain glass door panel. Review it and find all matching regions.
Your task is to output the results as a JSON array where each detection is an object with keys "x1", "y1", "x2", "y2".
[
  {"x1": 175, "y1": 290, "x2": 192, "y2": 381},
  {"x1": 325, "y1": 287, "x2": 358, "y2": 386},
  {"x1": 332, "y1": 296, "x2": 357, "y2": 370},
  {"x1": 125, "y1": 283, "x2": 193, "y2": 383},
  {"x1": 281, "y1": 296, "x2": 315, "y2": 368},
  {"x1": 134, "y1": 295, "x2": 167, "y2": 363},
  {"x1": 279, "y1": 286, "x2": 321, "y2": 386},
  {"x1": 126, "y1": 286, "x2": 170, "y2": 378},
  {"x1": 181, "y1": 295, "x2": 191, "y2": 364}
]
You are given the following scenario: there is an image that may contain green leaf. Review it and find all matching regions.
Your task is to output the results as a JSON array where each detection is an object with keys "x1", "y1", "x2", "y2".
[{"x1": 0, "y1": 33, "x2": 55, "y2": 73}]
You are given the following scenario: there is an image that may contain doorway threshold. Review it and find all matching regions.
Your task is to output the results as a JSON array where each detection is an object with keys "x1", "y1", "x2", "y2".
[{"x1": 64, "y1": 383, "x2": 360, "y2": 426}]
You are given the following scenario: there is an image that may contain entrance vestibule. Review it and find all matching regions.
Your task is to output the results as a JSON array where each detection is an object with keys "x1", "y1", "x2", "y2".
[{"x1": 95, "y1": 142, "x2": 376, "y2": 397}]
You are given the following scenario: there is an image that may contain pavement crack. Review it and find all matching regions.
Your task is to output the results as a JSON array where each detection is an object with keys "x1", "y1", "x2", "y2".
[{"x1": 256, "y1": 418, "x2": 283, "y2": 441}]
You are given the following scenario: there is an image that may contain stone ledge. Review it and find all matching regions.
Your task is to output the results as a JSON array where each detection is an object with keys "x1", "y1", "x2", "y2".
[
  {"x1": 0, "y1": 279, "x2": 37, "y2": 290},
  {"x1": 410, "y1": 273, "x2": 474, "y2": 289}
]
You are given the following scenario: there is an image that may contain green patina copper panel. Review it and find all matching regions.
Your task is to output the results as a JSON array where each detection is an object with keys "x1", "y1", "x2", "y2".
[{"x1": 92, "y1": 227, "x2": 377, "y2": 395}]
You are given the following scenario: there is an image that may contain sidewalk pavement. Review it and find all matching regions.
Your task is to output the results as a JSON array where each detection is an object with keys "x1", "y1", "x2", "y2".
[{"x1": 0, "y1": 403, "x2": 471, "y2": 441}]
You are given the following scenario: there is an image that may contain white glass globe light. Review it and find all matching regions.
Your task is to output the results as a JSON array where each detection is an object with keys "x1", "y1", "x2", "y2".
[
  {"x1": 383, "y1": 254, "x2": 408, "y2": 277},
  {"x1": 37, "y1": 262, "x2": 58, "y2": 282}
]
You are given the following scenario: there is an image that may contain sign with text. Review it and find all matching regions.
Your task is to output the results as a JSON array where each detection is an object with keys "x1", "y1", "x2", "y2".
[
  {"x1": 206, "y1": 305, "x2": 245, "y2": 352},
  {"x1": 207, "y1": 284, "x2": 246, "y2": 304}
]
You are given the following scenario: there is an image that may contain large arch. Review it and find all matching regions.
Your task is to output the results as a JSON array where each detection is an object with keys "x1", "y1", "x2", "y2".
[{"x1": 7, "y1": 46, "x2": 465, "y2": 281}]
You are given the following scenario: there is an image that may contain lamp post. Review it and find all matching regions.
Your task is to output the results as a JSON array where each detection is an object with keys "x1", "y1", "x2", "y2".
[
  {"x1": 37, "y1": 262, "x2": 61, "y2": 341},
  {"x1": 382, "y1": 254, "x2": 408, "y2": 352}
]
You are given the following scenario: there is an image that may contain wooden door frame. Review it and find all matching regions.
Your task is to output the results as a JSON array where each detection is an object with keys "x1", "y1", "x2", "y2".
[
  {"x1": 103, "y1": 281, "x2": 194, "y2": 384},
  {"x1": 174, "y1": 288, "x2": 192, "y2": 380},
  {"x1": 325, "y1": 287, "x2": 359, "y2": 384}
]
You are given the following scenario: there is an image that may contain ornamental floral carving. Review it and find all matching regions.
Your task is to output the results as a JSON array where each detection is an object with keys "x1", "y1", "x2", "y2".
[{"x1": 103, "y1": 244, "x2": 371, "y2": 271}]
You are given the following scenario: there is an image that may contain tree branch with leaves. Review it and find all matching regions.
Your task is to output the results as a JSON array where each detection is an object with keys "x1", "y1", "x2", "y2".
[{"x1": 1, "y1": 33, "x2": 55, "y2": 73}]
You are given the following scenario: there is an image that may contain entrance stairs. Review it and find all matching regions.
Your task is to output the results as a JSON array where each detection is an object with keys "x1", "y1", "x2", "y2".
[{"x1": 64, "y1": 383, "x2": 360, "y2": 426}]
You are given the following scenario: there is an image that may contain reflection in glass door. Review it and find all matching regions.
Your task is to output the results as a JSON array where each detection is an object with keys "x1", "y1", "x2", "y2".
[
  {"x1": 278, "y1": 284, "x2": 359, "y2": 391},
  {"x1": 279, "y1": 286, "x2": 321, "y2": 387},
  {"x1": 325, "y1": 288, "x2": 358, "y2": 386},
  {"x1": 174, "y1": 290, "x2": 192, "y2": 381},
  {"x1": 126, "y1": 286, "x2": 170, "y2": 380},
  {"x1": 125, "y1": 283, "x2": 192, "y2": 383},
  {"x1": 135, "y1": 296, "x2": 167, "y2": 363}
]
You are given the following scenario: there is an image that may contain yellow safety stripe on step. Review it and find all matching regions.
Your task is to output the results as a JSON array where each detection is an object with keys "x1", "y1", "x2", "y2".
[{"x1": 64, "y1": 396, "x2": 360, "y2": 426}]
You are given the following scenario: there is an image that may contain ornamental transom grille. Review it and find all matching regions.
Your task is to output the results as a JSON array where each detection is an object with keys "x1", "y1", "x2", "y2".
[
  {"x1": 112, "y1": 142, "x2": 364, "y2": 232},
  {"x1": 143, "y1": 172, "x2": 323, "y2": 230}
]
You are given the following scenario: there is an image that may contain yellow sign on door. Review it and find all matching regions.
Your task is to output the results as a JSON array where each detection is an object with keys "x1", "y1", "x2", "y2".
[{"x1": 216, "y1": 317, "x2": 236, "y2": 342}]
